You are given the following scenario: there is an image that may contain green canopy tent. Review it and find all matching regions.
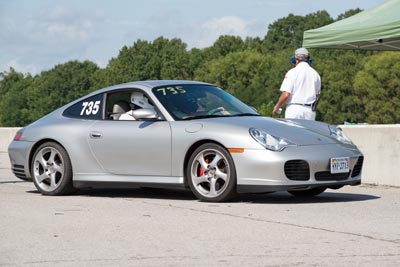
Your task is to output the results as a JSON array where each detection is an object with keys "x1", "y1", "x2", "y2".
[{"x1": 303, "y1": 0, "x2": 400, "y2": 50}]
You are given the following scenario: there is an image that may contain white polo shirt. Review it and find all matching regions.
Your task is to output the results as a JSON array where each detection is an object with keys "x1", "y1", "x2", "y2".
[{"x1": 280, "y1": 62, "x2": 321, "y2": 105}]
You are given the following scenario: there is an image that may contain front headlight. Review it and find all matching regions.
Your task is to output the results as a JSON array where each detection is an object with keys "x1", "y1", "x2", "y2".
[
  {"x1": 249, "y1": 128, "x2": 295, "y2": 151},
  {"x1": 329, "y1": 125, "x2": 353, "y2": 144}
]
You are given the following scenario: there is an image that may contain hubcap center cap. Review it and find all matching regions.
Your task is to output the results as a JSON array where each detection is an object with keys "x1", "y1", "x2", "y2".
[
  {"x1": 46, "y1": 164, "x2": 55, "y2": 173},
  {"x1": 207, "y1": 168, "x2": 216, "y2": 178}
]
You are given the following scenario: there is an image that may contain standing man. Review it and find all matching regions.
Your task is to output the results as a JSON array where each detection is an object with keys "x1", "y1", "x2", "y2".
[{"x1": 273, "y1": 47, "x2": 321, "y2": 120}]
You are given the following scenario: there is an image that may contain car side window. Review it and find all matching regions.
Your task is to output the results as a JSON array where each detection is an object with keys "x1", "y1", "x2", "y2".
[
  {"x1": 106, "y1": 89, "x2": 161, "y2": 121},
  {"x1": 63, "y1": 94, "x2": 104, "y2": 120},
  {"x1": 106, "y1": 91, "x2": 131, "y2": 120}
]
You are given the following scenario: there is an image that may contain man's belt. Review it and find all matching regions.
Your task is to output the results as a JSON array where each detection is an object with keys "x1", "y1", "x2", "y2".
[{"x1": 290, "y1": 103, "x2": 312, "y2": 107}]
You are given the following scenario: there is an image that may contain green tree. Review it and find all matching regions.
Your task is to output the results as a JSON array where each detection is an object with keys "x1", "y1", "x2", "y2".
[
  {"x1": 202, "y1": 35, "x2": 246, "y2": 60},
  {"x1": 0, "y1": 69, "x2": 33, "y2": 126},
  {"x1": 0, "y1": 68, "x2": 23, "y2": 96},
  {"x1": 354, "y1": 51, "x2": 400, "y2": 124},
  {"x1": 188, "y1": 48, "x2": 206, "y2": 79},
  {"x1": 257, "y1": 101, "x2": 282, "y2": 118},
  {"x1": 189, "y1": 35, "x2": 257, "y2": 82},
  {"x1": 244, "y1": 37, "x2": 263, "y2": 53},
  {"x1": 310, "y1": 50, "x2": 368, "y2": 124},
  {"x1": 194, "y1": 50, "x2": 289, "y2": 108},
  {"x1": 27, "y1": 60, "x2": 99, "y2": 121},
  {"x1": 263, "y1": 11, "x2": 333, "y2": 51},
  {"x1": 92, "y1": 37, "x2": 191, "y2": 89},
  {"x1": 336, "y1": 8, "x2": 362, "y2": 21}
]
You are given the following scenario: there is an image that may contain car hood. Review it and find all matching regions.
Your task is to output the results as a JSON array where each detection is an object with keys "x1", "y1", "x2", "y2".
[{"x1": 198, "y1": 116, "x2": 342, "y2": 146}]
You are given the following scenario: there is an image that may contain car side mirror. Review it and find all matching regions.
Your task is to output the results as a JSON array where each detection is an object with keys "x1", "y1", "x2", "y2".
[{"x1": 132, "y1": 108, "x2": 158, "y2": 120}]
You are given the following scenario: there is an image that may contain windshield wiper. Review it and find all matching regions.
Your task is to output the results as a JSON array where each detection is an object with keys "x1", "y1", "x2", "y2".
[
  {"x1": 230, "y1": 113, "x2": 260, "y2": 117},
  {"x1": 181, "y1": 113, "x2": 260, "y2": 120},
  {"x1": 181, "y1": 114, "x2": 228, "y2": 120}
]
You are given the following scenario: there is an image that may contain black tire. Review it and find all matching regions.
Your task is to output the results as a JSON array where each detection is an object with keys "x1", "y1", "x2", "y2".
[
  {"x1": 288, "y1": 187, "x2": 326, "y2": 197},
  {"x1": 31, "y1": 142, "x2": 76, "y2": 196},
  {"x1": 187, "y1": 143, "x2": 237, "y2": 202}
]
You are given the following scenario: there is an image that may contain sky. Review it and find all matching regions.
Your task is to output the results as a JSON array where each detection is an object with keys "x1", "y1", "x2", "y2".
[{"x1": 0, "y1": 0, "x2": 388, "y2": 75}]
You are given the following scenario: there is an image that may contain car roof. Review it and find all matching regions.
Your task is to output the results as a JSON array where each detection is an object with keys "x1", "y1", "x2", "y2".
[{"x1": 93, "y1": 80, "x2": 213, "y2": 95}]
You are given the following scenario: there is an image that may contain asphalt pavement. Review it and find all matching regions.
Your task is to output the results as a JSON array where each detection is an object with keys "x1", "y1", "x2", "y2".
[{"x1": 1, "y1": 151, "x2": 399, "y2": 266}]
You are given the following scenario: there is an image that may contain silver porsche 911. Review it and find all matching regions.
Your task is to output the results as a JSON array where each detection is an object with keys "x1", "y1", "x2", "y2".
[{"x1": 8, "y1": 80, "x2": 363, "y2": 202}]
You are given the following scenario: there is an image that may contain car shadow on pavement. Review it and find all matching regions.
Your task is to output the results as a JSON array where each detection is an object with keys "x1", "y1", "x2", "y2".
[
  {"x1": 238, "y1": 191, "x2": 380, "y2": 204},
  {"x1": 0, "y1": 180, "x2": 27, "y2": 184},
  {"x1": 76, "y1": 187, "x2": 198, "y2": 201},
  {"x1": 26, "y1": 187, "x2": 380, "y2": 204}
]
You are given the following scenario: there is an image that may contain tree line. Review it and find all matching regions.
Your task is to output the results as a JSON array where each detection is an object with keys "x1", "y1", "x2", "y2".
[{"x1": 1, "y1": 9, "x2": 399, "y2": 127}]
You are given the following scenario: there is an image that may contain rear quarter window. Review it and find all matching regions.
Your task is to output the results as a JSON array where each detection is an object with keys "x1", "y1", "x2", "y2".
[{"x1": 63, "y1": 94, "x2": 104, "y2": 120}]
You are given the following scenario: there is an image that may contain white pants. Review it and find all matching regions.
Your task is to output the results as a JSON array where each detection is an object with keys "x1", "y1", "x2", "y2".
[{"x1": 285, "y1": 104, "x2": 316, "y2": 120}]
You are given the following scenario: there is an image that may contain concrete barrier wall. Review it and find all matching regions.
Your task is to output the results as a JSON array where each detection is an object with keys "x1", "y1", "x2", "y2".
[
  {"x1": 1, "y1": 125, "x2": 399, "y2": 187},
  {"x1": 0, "y1": 127, "x2": 20, "y2": 153},
  {"x1": 341, "y1": 124, "x2": 400, "y2": 187}
]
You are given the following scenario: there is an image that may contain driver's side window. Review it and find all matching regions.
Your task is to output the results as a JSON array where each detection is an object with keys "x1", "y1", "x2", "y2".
[
  {"x1": 106, "y1": 91, "x2": 131, "y2": 120},
  {"x1": 106, "y1": 90, "x2": 160, "y2": 121}
]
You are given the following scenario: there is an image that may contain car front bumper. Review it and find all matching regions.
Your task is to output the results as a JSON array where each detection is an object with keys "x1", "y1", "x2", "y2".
[{"x1": 231, "y1": 143, "x2": 363, "y2": 193}]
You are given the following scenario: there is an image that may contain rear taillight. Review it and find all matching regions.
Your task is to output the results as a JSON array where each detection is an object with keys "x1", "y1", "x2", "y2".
[{"x1": 14, "y1": 130, "x2": 24, "y2": 141}]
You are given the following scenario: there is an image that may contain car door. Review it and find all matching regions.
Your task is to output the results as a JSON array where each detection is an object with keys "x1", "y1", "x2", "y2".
[{"x1": 87, "y1": 120, "x2": 172, "y2": 176}]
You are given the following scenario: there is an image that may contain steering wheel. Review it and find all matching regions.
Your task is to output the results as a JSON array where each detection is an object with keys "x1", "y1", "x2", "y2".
[{"x1": 208, "y1": 107, "x2": 225, "y2": 115}]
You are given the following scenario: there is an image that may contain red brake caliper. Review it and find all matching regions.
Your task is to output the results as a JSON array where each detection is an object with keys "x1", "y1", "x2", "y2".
[{"x1": 199, "y1": 158, "x2": 209, "y2": 176}]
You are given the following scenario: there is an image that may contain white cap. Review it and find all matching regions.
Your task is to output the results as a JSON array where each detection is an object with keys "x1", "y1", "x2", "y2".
[{"x1": 295, "y1": 47, "x2": 309, "y2": 56}]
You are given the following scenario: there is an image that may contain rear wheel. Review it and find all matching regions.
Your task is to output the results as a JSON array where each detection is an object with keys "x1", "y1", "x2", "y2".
[
  {"x1": 288, "y1": 187, "x2": 326, "y2": 197},
  {"x1": 187, "y1": 143, "x2": 236, "y2": 202},
  {"x1": 31, "y1": 142, "x2": 75, "y2": 195}
]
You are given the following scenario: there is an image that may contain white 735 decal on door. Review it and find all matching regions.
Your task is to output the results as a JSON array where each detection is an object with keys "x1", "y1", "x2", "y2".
[{"x1": 80, "y1": 101, "x2": 101, "y2": 116}]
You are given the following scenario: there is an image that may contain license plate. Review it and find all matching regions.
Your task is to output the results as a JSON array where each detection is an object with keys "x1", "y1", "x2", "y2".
[{"x1": 330, "y1": 157, "x2": 350, "y2": 174}]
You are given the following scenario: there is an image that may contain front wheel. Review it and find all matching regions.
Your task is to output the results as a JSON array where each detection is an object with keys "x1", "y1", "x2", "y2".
[
  {"x1": 31, "y1": 142, "x2": 76, "y2": 196},
  {"x1": 187, "y1": 143, "x2": 237, "y2": 202},
  {"x1": 288, "y1": 187, "x2": 326, "y2": 197}
]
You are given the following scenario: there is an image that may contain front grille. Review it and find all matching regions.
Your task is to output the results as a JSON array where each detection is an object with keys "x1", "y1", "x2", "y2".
[
  {"x1": 12, "y1": 164, "x2": 27, "y2": 179},
  {"x1": 284, "y1": 160, "x2": 310, "y2": 181},
  {"x1": 315, "y1": 171, "x2": 350, "y2": 181},
  {"x1": 351, "y1": 156, "x2": 364, "y2": 177}
]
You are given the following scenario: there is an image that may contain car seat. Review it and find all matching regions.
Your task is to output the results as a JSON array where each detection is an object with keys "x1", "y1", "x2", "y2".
[{"x1": 111, "y1": 101, "x2": 130, "y2": 120}]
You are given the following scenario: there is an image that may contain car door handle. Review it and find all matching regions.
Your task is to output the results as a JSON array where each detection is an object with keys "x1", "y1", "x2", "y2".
[{"x1": 90, "y1": 132, "x2": 102, "y2": 138}]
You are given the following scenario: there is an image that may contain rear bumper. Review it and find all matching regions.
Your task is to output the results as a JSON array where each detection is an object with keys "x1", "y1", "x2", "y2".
[{"x1": 8, "y1": 140, "x2": 34, "y2": 181}]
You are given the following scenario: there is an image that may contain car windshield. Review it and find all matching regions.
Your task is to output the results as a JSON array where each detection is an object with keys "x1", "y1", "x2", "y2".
[{"x1": 152, "y1": 84, "x2": 259, "y2": 120}]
